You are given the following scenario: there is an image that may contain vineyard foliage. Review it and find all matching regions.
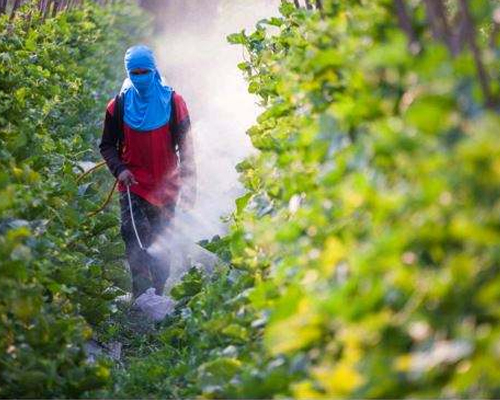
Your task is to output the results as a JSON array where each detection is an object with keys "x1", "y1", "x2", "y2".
[
  {"x1": 110, "y1": 0, "x2": 500, "y2": 398},
  {"x1": 0, "y1": 2, "x2": 149, "y2": 396},
  {"x1": 3, "y1": 0, "x2": 500, "y2": 398}
]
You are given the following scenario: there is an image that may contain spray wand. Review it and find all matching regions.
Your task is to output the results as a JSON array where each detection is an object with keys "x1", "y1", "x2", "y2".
[{"x1": 126, "y1": 185, "x2": 146, "y2": 251}]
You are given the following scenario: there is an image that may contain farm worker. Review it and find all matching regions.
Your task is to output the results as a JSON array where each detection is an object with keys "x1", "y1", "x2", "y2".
[{"x1": 99, "y1": 44, "x2": 196, "y2": 298}]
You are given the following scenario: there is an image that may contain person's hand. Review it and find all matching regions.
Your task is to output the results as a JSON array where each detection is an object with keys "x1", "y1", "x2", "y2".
[{"x1": 118, "y1": 169, "x2": 138, "y2": 186}]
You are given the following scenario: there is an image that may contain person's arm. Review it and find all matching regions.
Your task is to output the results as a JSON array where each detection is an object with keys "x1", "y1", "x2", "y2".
[
  {"x1": 174, "y1": 94, "x2": 197, "y2": 207},
  {"x1": 99, "y1": 100, "x2": 128, "y2": 179}
]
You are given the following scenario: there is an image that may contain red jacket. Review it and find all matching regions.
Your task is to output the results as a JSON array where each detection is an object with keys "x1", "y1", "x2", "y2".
[{"x1": 99, "y1": 92, "x2": 196, "y2": 207}]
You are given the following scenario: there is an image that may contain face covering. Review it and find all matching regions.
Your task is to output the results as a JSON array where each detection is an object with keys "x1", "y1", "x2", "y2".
[
  {"x1": 120, "y1": 45, "x2": 173, "y2": 132},
  {"x1": 129, "y1": 70, "x2": 155, "y2": 97}
]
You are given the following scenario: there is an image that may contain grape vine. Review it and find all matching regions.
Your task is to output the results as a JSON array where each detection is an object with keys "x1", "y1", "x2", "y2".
[{"x1": 0, "y1": 2, "x2": 149, "y2": 396}]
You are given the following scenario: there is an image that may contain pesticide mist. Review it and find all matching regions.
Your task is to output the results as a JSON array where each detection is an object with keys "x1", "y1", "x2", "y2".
[{"x1": 146, "y1": 0, "x2": 279, "y2": 285}]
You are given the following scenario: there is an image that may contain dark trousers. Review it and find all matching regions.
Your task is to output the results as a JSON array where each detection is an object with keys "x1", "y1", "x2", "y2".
[{"x1": 120, "y1": 191, "x2": 175, "y2": 298}]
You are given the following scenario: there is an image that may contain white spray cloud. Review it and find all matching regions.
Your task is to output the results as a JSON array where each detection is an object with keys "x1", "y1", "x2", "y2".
[{"x1": 147, "y1": 0, "x2": 280, "y2": 286}]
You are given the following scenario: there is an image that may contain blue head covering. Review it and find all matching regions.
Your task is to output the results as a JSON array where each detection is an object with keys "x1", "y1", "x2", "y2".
[{"x1": 121, "y1": 45, "x2": 173, "y2": 131}]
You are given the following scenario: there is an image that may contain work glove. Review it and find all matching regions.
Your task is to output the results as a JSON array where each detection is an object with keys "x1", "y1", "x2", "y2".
[{"x1": 118, "y1": 169, "x2": 138, "y2": 186}]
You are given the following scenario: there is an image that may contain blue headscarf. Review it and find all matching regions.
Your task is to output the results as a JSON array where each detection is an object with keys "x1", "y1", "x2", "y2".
[{"x1": 121, "y1": 45, "x2": 173, "y2": 131}]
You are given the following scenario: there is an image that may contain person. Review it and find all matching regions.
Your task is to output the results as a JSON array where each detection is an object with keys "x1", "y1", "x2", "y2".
[{"x1": 99, "y1": 44, "x2": 196, "y2": 298}]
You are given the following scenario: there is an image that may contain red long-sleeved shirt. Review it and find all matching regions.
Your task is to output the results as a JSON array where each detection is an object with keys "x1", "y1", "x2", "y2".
[{"x1": 99, "y1": 92, "x2": 196, "y2": 207}]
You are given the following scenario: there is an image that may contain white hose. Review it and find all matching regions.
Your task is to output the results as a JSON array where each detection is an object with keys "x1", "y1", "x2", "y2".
[{"x1": 126, "y1": 185, "x2": 145, "y2": 250}]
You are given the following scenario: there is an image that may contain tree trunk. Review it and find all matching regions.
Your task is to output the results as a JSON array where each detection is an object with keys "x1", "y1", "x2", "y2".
[
  {"x1": 423, "y1": 0, "x2": 454, "y2": 54},
  {"x1": 43, "y1": 0, "x2": 52, "y2": 19},
  {"x1": 394, "y1": 0, "x2": 420, "y2": 53},
  {"x1": 51, "y1": 0, "x2": 59, "y2": 17},
  {"x1": 489, "y1": 8, "x2": 500, "y2": 49},
  {"x1": 10, "y1": 0, "x2": 22, "y2": 20},
  {"x1": 0, "y1": 0, "x2": 8, "y2": 14},
  {"x1": 458, "y1": 0, "x2": 494, "y2": 108}
]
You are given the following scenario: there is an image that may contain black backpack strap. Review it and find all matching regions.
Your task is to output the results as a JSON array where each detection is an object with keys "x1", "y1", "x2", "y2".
[
  {"x1": 113, "y1": 91, "x2": 125, "y2": 155},
  {"x1": 115, "y1": 92, "x2": 125, "y2": 142}
]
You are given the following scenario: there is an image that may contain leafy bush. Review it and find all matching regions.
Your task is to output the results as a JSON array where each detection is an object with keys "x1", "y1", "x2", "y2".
[
  {"x1": 225, "y1": 1, "x2": 500, "y2": 398},
  {"x1": 111, "y1": 1, "x2": 500, "y2": 398},
  {"x1": 0, "y1": 2, "x2": 149, "y2": 397}
]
